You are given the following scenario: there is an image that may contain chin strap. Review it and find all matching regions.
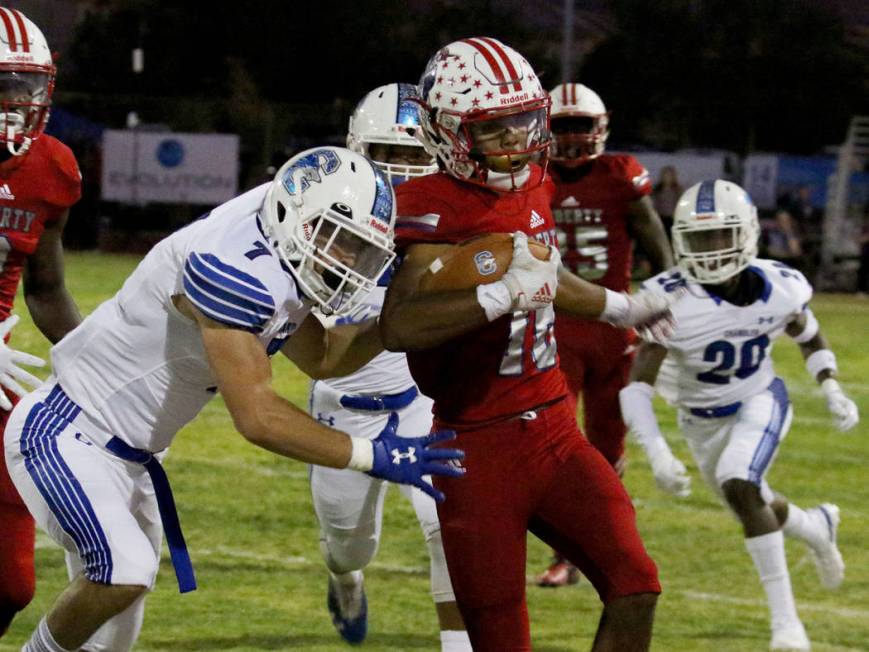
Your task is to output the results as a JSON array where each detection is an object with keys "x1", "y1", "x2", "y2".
[
  {"x1": 484, "y1": 167, "x2": 531, "y2": 191},
  {"x1": 2, "y1": 114, "x2": 31, "y2": 157}
]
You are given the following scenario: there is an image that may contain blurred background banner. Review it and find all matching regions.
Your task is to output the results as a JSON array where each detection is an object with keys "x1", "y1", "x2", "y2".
[{"x1": 101, "y1": 130, "x2": 239, "y2": 205}]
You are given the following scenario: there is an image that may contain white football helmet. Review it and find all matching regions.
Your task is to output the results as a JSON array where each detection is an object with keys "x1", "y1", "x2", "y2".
[
  {"x1": 347, "y1": 83, "x2": 437, "y2": 186},
  {"x1": 672, "y1": 180, "x2": 760, "y2": 285},
  {"x1": 0, "y1": 8, "x2": 54, "y2": 156},
  {"x1": 548, "y1": 83, "x2": 609, "y2": 166},
  {"x1": 417, "y1": 37, "x2": 550, "y2": 191},
  {"x1": 261, "y1": 147, "x2": 397, "y2": 315}
]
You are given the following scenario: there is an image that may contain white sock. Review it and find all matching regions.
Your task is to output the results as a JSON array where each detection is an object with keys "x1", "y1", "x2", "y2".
[
  {"x1": 22, "y1": 617, "x2": 72, "y2": 652},
  {"x1": 782, "y1": 503, "x2": 824, "y2": 549},
  {"x1": 440, "y1": 629, "x2": 472, "y2": 651},
  {"x1": 744, "y1": 531, "x2": 800, "y2": 628}
]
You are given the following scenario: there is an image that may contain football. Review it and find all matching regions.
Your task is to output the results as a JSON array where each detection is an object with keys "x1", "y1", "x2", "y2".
[{"x1": 418, "y1": 232, "x2": 552, "y2": 292}]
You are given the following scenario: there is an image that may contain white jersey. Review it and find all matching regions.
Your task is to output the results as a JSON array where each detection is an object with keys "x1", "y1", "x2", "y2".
[
  {"x1": 51, "y1": 183, "x2": 311, "y2": 452},
  {"x1": 641, "y1": 259, "x2": 812, "y2": 409},
  {"x1": 318, "y1": 285, "x2": 415, "y2": 395}
]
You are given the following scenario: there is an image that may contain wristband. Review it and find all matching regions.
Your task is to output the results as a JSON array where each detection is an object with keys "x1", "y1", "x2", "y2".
[
  {"x1": 601, "y1": 289, "x2": 630, "y2": 323},
  {"x1": 346, "y1": 437, "x2": 374, "y2": 472},
  {"x1": 820, "y1": 377, "x2": 843, "y2": 396},
  {"x1": 806, "y1": 349, "x2": 837, "y2": 380},
  {"x1": 791, "y1": 309, "x2": 819, "y2": 344},
  {"x1": 476, "y1": 281, "x2": 513, "y2": 321},
  {"x1": 618, "y1": 381, "x2": 668, "y2": 459}
]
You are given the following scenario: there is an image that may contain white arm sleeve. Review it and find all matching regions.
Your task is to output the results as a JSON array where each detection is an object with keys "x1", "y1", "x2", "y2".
[{"x1": 619, "y1": 381, "x2": 670, "y2": 459}]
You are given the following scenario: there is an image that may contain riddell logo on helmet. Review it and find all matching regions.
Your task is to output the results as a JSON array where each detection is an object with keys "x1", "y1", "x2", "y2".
[
  {"x1": 368, "y1": 218, "x2": 388, "y2": 234},
  {"x1": 500, "y1": 92, "x2": 529, "y2": 106}
]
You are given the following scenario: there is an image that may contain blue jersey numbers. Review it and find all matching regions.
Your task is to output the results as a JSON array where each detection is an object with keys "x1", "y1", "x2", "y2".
[{"x1": 696, "y1": 334, "x2": 770, "y2": 385}]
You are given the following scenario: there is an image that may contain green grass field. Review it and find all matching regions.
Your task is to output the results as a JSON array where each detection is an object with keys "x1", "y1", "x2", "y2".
[{"x1": 1, "y1": 252, "x2": 867, "y2": 651}]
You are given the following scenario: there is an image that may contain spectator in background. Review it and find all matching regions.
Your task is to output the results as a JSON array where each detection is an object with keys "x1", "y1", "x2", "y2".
[
  {"x1": 652, "y1": 165, "x2": 684, "y2": 237},
  {"x1": 858, "y1": 212, "x2": 869, "y2": 296},
  {"x1": 765, "y1": 207, "x2": 804, "y2": 267}
]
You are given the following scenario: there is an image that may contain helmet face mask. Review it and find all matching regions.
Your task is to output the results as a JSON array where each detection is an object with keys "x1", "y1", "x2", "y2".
[
  {"x1": 0, "y1": 8, "x2": 55, "y2": 156},
  {"x1": 262, "y1": 147, "x2": 397, "y2": 316},
  {"x1": 417, "y1": 38, "x2": 551, "y2": 191},
  {"x1": 548, "y1": 84, "x2": 609, "y2": 167},
  {"x1": 347, "y1": 83, "x2": 437, "y2": 186},
  {"x1": 672, "y1": 180, "x2": 759, "y2": 285}
]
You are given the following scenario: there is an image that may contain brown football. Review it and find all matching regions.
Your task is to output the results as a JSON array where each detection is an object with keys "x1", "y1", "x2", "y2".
[{"x1": 418, "y1": 233, "x2": 552, "y2": 292}]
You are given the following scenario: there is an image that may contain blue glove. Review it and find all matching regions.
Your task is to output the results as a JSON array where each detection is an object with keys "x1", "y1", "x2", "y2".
[{"x1": 368, "y1": 412, "x2": 465, "y2": 502}]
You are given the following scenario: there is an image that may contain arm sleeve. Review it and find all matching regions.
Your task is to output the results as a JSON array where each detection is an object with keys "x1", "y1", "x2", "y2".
[
  {"x1": 182, "y1": 252, "x2": 276, "y2": 333},
  {"x1": 619, "y1": 381, "x2": 671, "y2": 459}
]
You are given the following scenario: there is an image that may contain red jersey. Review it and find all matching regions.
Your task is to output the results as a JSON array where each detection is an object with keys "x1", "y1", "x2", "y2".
[
  {"x1": 550, "y1": 154, "x2": 650, "y2": 292},
  {"x1": 395, "y1": 165, "x2": 567, "y2": 426},
  {"x1": 0, "y1": 135, "x2": 80, "y2": 319}
]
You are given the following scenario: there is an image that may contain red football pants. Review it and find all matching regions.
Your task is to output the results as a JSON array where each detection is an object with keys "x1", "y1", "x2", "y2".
[
  {"x1": 555, "y1": 315, "x2": 635, "y2": 467},
  {"x1": 0, "y1": 403, "x2": 36, "y2": 636},
  {"x1": 434, "y1": 399, "x2": 660, "y2": 651}
]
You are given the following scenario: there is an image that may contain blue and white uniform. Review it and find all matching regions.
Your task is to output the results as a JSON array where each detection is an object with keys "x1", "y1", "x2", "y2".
[
  {"x1": 641, "y1": 258, "x2": 813, "y2": 501},
  {"x1": 309, "y1": 282, "x2": 454, "y2": 602},
  {"x1": 3, "y1": 183, "x2": 311, "y2": 592}
]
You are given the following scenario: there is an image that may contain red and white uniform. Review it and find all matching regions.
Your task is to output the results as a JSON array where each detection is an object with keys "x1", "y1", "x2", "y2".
[
  {"x1": 551, "y1": 154, "x2": 651, "y2": 465},
  {"x1": 0, "y1": 134, "x2": 81, "y2": 618},
  {"x1": 396, "y1": 165, "x2": 659, "y2": 652}
]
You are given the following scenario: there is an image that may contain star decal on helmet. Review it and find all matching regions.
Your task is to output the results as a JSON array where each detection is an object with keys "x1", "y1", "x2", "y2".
[
  {"x1": 485, "y1": 91, "x2": 494, "y2": 99},
  {"x1": 450, "y1": 97, "x2": 458, "y2": 106},
  {"x1": 460, "y1": 74, "x2": 469, "y2": 83},
  {"x1": 471, "y1": 98, "x2": 481, "y2": 107},
  {"x1": 473, "y1": 79, "x2": 482, "y2": 88}
]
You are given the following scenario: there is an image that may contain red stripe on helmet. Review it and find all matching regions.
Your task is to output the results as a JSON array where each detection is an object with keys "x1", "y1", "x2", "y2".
[
  {"x1": 0, "y1": 8, "x2": 18, "y2": 52},
  {"x1": 570, "y1": 83, "x2": 576, "y2": 105},
  {"x1": 10, "y1": 9, "x2": 29, "y2": 52},
  {"x1": 479, "y1": 37, "x2": 522, "y2": 92},
  {"x1": 561, "y1": 84, "x2": 568, "y2": 105},
  {"x1": 462, "y1": 38, "x2": 509, "y2": 94}
]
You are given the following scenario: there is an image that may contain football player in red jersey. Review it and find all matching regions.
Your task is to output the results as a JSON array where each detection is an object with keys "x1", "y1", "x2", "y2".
[
  {"x1": 0, "y1": 8, "x2": 83, "y2": 638},
  {"x1": 381, "y1": 38, "x2": 677, "y2": 652},
  {"x1": 536, "y1": 83, "x2": 674, "y2": 588}
]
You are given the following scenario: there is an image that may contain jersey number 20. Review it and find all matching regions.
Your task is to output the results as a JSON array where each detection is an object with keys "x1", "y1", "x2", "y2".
[{"x1": 696, "y1": 335, "x2": 770, "y2": 385}]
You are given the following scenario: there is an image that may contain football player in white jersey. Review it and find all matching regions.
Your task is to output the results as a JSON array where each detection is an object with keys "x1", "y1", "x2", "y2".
[
  {"x1": 2, "y1": 146, "x2": 464, "y2": 652},
  {"x1": 308, "y1": 83, "x2": 470, "y2": 651},
  {"x1": 619, "y1": 179, "x2": 859, "y2": 652}
]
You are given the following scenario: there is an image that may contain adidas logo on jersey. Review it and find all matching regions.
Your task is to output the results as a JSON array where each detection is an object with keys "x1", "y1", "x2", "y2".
[
  {"x1": 531, "y1": 282, "x2": 554, "y2": 304},
  {"x1": 529, "y1": 210, "x2": 545, "y2": 229},
  {"x1": 0, "y1": 184, "x2": 14, "y2": 200}
]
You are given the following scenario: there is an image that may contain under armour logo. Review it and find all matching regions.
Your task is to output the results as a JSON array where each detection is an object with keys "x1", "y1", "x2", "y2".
[
  {"x1": 316, "y1": 412, "x2": 336, "y2": 427},
  {"x1": 391, "y1": 447, "x2": 417, "y2": 465},
  {"x1": 758, "y1": 316, "x2": 774, "y2": 324},
  {"x1": 531, "y1": 282, "x2": 554, "y2": 304}
]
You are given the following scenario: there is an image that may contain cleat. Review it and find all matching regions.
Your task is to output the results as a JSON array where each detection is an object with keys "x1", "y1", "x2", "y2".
[
  {"x1": 770, "y1": 619, "x2": 810, "y2": 650},
  {"x1": 327, "y1": 573, "x2": 368, "y2": 644},
  {"x1": 808, "y1": 504, "x2": 844, "y2": 590},
  {"x1": 536, "y1": 559, "x2": 580, "y2": 588}
]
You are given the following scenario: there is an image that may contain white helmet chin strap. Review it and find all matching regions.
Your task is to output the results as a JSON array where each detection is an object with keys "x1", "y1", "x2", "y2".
[
  {"x1": 1, "y1": 113, "x2": 31, "y2": 156},
  {"x1": 484, "y1": 166, "x2": 531, "y2": 191}
]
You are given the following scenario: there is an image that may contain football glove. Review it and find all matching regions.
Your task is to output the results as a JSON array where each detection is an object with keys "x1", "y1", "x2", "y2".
[
  {"x1": 368, "y1": 412, "x2": 465, "y2": 502},
  {"x1": 821, "y1": 379, "x2": 859, "y2": 432},
  {"x1": 501, "y1": 232, "x2": 560, "y2": 312},
  {"x1": 604, "y1": 289, "x2": 681, "y2": 343},
  {"x1": 649, "y1": 448, "x2": 691, "y2": 497},
  {"x1": 0, "y1": 315, "x2": 45, "y2": 411}
]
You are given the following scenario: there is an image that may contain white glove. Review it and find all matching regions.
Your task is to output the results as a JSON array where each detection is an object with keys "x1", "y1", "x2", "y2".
[
  {"x1": 602, "y1": 289, "x2": 681, "y2": 342},
  {"x1": 821, "y1": 378, "x2": 859, "y2": 432},
  {"x1": 0, "y1": 315, "x2": 46, "y2": 411},
  {"x1": 649, "y1": 448, "x2": 691, "y2": 497},
  {"x1": 500, "y1": 232, "x2": 560, "y2": 312}
]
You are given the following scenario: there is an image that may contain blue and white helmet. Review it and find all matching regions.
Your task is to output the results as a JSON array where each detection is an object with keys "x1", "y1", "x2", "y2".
[
  {"x1": 262, "y1": 146, "x2": 396, "y2": 315},
  {"x1": 672, "y1": 179, "x2": 759, "y2": 285},
  {"x1": 347, "y1": 83, "x2": 437, "y2": 185}
]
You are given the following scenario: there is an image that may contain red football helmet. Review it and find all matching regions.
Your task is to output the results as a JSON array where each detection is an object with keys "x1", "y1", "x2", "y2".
[
  {"x1": 549, "y1": 83, "x2": 609, "y2": 167},
  {"x1": 0, "y1": 7, "x2": 54, "y2": 156},
  {"x1": 417, "y1": 37, "x2": 551, "y2": 191}
]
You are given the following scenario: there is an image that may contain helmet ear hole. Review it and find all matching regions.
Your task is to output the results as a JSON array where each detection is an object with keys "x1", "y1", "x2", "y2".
[
  {"x1": 331, "y1": 202, "x2": 353, "y2": 218},
  {"x1": 277, "y1": 202, "x2": 287, "y2": 223}
]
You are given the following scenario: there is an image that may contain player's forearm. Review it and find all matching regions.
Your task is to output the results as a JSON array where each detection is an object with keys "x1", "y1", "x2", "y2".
[
  {"x1": 380, "y1": 287, "x2": 489, "y2": 351},
  {"x1": 25, "y1": 287, "x2": 82, "y2": 343},
  {"x1": 319, "y1": 318, "x2": 384, "y2": 378},
  {"x1": 230, "y1": 386, "x2": 354, "y2": 467},
  {"x1": 553, "y1": 269, "x2": 608, "y2": 318}
]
